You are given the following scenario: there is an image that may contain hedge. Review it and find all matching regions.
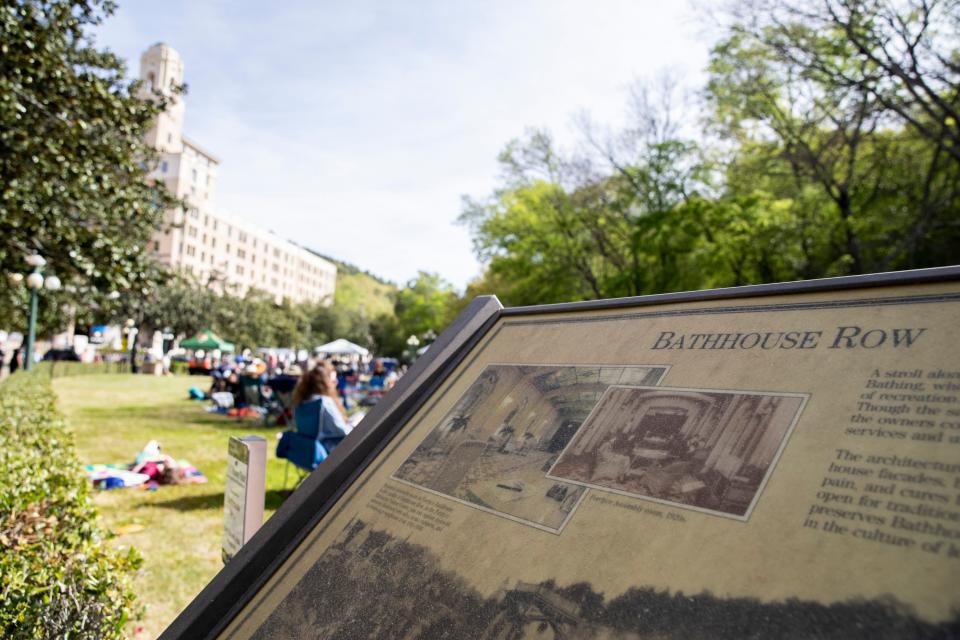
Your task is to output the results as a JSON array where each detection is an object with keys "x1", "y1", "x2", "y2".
[
  {"x1": 33, "y1": 361, "x2": 130, "y2": 379},
  {"x1": 0, "y1": 372, "x2": 141, "y2": 638}
]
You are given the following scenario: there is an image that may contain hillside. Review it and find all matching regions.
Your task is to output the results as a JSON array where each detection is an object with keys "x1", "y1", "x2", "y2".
[
  {"x1": 309, "y1": 250, "x2": 397, "y2": 317},
  {"x1": 335, "y1": 269, "x2": 396, "y2": 317}
]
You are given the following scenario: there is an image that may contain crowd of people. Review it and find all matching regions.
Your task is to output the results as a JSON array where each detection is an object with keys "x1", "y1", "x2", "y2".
[
  {"x1": 192, "y1": 351, "x2": 407, "y2": 475},
  {"x1": 203, "y1": 354, "x2": 406, "y2": 411}
]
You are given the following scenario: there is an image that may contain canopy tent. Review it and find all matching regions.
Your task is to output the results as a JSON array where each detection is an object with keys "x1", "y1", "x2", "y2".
[
  {"x1": 180, "y1": 329, "x2": 235, "y2": 352},
  {"x1": 314, "y1": 338, "x2": 369, "y2": 357}
]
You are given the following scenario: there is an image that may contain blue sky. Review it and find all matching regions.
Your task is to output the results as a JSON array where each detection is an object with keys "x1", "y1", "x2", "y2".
[{"x1": 95, "y1": 1, "x2": 709, "y2": 289}]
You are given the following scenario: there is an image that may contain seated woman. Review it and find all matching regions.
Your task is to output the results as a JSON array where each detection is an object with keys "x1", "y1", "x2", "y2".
[{"x1": 292, "y1": 360, "x2": 353, "y2": 454}]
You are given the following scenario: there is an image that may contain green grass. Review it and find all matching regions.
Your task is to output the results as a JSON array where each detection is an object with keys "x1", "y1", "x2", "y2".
[{"x1": 54, "y1": 375, "x2": 294, "y2": 640}]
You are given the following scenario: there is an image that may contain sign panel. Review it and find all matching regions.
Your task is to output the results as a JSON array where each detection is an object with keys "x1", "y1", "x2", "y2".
[
  {"x1": 223, "y1": 436, "x2": 266, "y2": 563},
  {"x1": 165, "y1": 270, "x2": 960, "y2": 639}
]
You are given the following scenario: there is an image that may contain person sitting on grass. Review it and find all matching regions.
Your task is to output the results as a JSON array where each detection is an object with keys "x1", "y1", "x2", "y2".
[{"x1": 292, "y1": 360, "x2": 353, "y2": 453}]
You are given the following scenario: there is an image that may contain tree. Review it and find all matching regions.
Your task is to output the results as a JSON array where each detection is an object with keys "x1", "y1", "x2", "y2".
[
  {"x1": 460, "y1": 96, "x2": 712, "y2": 304},
  {"x1": 706, "y1": 0, "x2": 960, "y2": 274},
  {"x1": 707, "y1": 27, "x2": 883, "y2": 274},
  {"x1": 460, "y1": 182, "x2": 599, "y2": 306},
  {"x1": 137, "y1": 275, "x2": 214, "y2": 339},
  {"x1": 719, "y1": 0, "x2": 960, "y2": 164},
  {"x1": 394, "y1": 272, "x2": 458, "y2": 341},
  {"x1": 0, "y1": 0, "x2": 180, "y2": 329},
  {"x1": 368, "y1": 312, "x2": 407, "y2": 359}
]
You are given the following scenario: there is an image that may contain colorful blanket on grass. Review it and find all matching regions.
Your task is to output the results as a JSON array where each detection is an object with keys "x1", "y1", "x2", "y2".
[{"x1": 84, "y1": 462, "x2": 208, "y2": 489}]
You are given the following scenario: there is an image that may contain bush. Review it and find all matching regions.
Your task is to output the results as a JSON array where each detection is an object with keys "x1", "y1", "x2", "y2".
[
  {"x1": 0, "y1": 372, "x2": 141, "y2": 638},
  {"x1": 34, "y1": 361, "x2": 130, "y2": 379}
]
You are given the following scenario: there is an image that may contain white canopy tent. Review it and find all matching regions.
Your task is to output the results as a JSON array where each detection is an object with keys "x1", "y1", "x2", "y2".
[{"x1": 314, "y1": 338, "x2": 370, "y2": 358}]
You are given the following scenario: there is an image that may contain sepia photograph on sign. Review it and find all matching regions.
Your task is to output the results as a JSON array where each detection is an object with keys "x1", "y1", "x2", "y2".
[
  {"x1": 393, "y1": 364, "x2": 668, "y2": 530},
  {"x1": 247, "y1": 515, "x2": 956, "y2": 640},
  {"x1": 548, "y1": 386, "x2": 807, "y2": 519}
]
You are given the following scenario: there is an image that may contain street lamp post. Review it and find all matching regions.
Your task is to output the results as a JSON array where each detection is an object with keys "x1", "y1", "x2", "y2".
[
  {"x1": 15, "y1": 254, "x2": 61, "y2": 371},
  {"x1": 405, "y1": 334, "x2": 420, "y2": 365},
  {"x1": 124, "y1": 318, "x2": 139, "y2": 374}
]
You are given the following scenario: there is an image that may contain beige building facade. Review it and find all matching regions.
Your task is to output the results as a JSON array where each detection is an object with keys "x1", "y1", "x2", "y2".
[{"x1": 140, "y1": 43, "x2": 336, "y2": 304}]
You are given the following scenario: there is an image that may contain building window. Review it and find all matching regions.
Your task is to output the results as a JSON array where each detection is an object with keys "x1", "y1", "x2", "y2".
[
  {"x1": 190, "y1": 186, "x2": 196, "y2": 195},
  {"x1": 213, "y1": 220, "x2": 218, "y2": 231},
  {"x1": 236, "y1": 265, "x2": 244, "y2": 275},
  {"x1": 167, "y1": 133, "x2": 173, "y2": 143},
  {"x1": 227, "y1": 226, "x2": 232, "y2": 238},
  {"x1": 226, "y1": 243, "x2": 231, "y2": 253},
  {"x1": 239, "y1": 232, "x2": 247, "y2": 243},
  {"x1": 161, "y1": 161, "x2": 168, "y2": 173},
  {"x1": 211, "y1": 238, "x2": 216, "y2": 248},
  {"x1": 192, "y1": 168, "x2": 197, "y2": 182},
  {"x1": 206, "y1": 175, "x2": 211, "y2": 186},
  {"x1": 237, "y1": 249, "x2": 246, "y2": 259},
  {"x1": 153, "y1": 241, "x2": 159, "y2": 251},
  {"x1": 201, "y1": 251, "x2": 205, "y2": 261}
]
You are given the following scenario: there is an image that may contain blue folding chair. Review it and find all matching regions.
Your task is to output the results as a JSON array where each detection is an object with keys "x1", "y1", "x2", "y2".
[{"x1": 275, "y1": 397, "x2": 348, "y2": 486}]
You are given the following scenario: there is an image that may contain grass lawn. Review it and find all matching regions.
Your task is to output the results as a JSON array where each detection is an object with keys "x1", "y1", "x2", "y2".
[{"x1": 55, "y1": 374, "x2": 294, "y2": 640}]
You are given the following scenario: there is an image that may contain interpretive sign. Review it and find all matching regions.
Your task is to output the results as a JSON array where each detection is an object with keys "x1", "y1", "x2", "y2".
[
  {"x1": 165, "y1": 267, "x2": 960, "y2": 639},
  {"x1": 222, "y1": 436, "x2": 266, "y2": 563}
]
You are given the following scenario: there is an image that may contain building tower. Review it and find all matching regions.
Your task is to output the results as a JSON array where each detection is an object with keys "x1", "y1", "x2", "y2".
[
  {"x1": 135, "y1": 43, "x2": 337, "y2": 307},
  {"x1": 139, "y1": 42, "x2": 185, "y2": 154}
]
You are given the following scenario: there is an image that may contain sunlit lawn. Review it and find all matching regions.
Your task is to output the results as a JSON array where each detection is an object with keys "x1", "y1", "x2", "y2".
[{"x1": 55, "y1": 374, "x2": 292, "y2": 640}]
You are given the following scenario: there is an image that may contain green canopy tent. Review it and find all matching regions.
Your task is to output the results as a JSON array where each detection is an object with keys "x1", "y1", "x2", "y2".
[{"x1": 180, "y1": 329, "x2": 235, "y2": 352}]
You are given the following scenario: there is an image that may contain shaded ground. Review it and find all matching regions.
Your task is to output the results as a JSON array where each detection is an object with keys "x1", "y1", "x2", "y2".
[{"x1": 55, "y1": 374, "x2": 293, "y2": 640}]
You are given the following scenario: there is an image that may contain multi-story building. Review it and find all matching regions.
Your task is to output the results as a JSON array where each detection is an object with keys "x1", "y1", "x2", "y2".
[{"x1": 139, "y1": 43, "x2": 336, "y2": 305}]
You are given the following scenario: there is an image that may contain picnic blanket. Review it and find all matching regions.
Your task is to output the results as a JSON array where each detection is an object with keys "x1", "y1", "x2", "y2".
[{"x1": 85, "y1": 441, "x2": 208, "y2": 490}]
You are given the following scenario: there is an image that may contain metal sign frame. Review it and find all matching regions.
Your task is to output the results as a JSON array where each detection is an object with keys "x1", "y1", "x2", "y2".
[{"x1": 160, "y1": 265, "x2": 960, "y2": 639}]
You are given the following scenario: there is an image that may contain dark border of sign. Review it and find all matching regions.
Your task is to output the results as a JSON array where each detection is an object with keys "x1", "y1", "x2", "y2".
[{"x1": 159, "y1": 265, "x2": 960, "y2": 640}]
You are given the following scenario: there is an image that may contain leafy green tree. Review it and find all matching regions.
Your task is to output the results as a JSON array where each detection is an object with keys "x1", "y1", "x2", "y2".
[
  {"x1": 460, "y1": 109, "x2": 711, "y2": 304},
  {"x1": 720, "y1": 0, "x2": 960, "y2": 165},
  {"x1": 394, "y1": 272, "x2": 458, "y2": 341},
  {"x1": 707, "y1": 0, "x2": 960, "y2": 274},
  {"x1": 707, "y1": 29, "x2": 882, "y2": 273},
  {"x1": 137, "y1": 275, "x2": 214, "y2": 338},
  {"x1": 369, "y1": 312, "x2": 407, "y2": 359},
  {"x1": 460, "y1": 182, "x2": 599, "y2": 305},
  {"x1": 0, "y1": 0, "x2": 181, "y2": 331},
  {"x1": 307, "y1": 303, "x2": 372, "y2": 350}
]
